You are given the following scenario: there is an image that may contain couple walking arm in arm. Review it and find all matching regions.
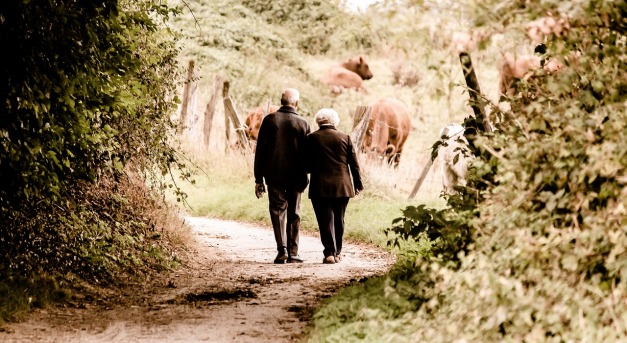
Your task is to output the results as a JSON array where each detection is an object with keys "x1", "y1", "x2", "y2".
[{"x1": 254, "y1": 88, "x2": 363, "y2": 265}]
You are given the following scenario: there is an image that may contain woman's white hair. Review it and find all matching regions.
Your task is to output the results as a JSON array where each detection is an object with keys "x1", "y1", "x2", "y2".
[{"x1": 314, "y1": 108, "x2": 340, "y2": 127}]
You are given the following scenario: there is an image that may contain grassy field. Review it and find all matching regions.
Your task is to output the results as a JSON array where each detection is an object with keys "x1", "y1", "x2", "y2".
[{"x1": 169, "y1": 48, "x2": 502, "y2": 248}]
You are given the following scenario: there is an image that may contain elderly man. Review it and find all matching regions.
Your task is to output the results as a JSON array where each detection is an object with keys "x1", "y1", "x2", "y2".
[{"x1": 254, "y1": 88, "x2": 311, "y2": 264}]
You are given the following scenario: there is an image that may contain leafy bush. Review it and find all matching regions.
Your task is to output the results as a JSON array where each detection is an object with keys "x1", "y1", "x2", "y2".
[
  {"x1": 0, "y1": 0, "x2": 190, "y2": 317},
  {"x1": 0, "y1": 171, "x2": 184, "y2": 281}
]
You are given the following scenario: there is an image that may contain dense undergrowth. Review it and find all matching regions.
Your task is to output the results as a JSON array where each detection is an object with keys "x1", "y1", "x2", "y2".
[
  {"x1": 0, "y1": 0, "x2": 190, "y2": 323},
  {"x1": 0, "y1": 172, "x2": 187, "y2": 323}
]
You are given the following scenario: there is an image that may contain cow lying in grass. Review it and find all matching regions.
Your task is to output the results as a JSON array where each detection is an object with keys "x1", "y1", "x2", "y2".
[{"x1": 321, "y1": 55, "x2": 373, "y2": 94}]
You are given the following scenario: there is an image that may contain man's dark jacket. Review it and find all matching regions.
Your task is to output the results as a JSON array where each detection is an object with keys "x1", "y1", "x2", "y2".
[
  {"x1": 254, "y1": 105, "x2": 311, "y2": 192},
  {"x1": 305, "y1": 125, "x2": 363, "y2": 198}
]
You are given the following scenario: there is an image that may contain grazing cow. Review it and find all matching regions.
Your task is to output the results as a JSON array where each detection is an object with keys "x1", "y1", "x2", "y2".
[
  {"x1": 321, "y1": 55, "x2": 373, "y2": 94},
  {"x1": 498, "y1": 53, "x2": 564, "y2": 96},
  {"x1": 362, "y1": 97, "x2": 411, "y2": 167},
  {"x1": 438, "y1": 124, "x2": 472, "y2": 194},
  {"x1": 243, "y1": 103, "x2": 280, "y2": 151}
]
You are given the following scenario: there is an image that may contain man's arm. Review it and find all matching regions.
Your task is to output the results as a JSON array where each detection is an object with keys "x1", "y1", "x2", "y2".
[
  {"x1": 253, "y1": 119, "x2": 268, "y2": 199},
  {"x1": 253, "y1": 120, "x2": 267, "y2": 185}
]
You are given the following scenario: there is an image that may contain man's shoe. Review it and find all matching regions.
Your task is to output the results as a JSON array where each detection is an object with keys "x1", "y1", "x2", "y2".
[
  {"x1": 322, "y1": 255, "x2": 336, "y2": 264},
  {"x1": 274, "y1": 250, "x2": 288, "y2": 264},
  {"x1": 287, "y1": 255, "x2": 304, "y2": 263},
  {"x1": 334, "y1": 254, "x2": 342, "y2": 263}
]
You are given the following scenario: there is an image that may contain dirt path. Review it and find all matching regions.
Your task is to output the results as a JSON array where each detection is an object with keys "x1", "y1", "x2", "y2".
[{"x1": 0, "y1": 217, "x2": 394, "y2": 342}]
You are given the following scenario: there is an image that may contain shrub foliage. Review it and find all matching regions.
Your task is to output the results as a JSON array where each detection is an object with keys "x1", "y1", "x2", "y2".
[{"x1": 0, "y1": 0, "x2": 184, "y2": 287}]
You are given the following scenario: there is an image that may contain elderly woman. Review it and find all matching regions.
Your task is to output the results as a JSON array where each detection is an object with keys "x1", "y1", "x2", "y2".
[{"x1": 305, "y1": 108, "x2": 364, "y2": 264}]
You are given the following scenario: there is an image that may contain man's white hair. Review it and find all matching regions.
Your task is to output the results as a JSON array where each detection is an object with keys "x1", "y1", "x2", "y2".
[
  {"x1": 314, "y1": 108, "x2": 340, "y2": 127},
  {"x1": 282, "y1": 88, "x2": 300, "y2": 105}
]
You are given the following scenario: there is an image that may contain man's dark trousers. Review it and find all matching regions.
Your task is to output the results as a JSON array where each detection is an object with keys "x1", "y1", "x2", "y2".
[{"x1": 268, "y1": 186, "x2": 301, "y2": 256}]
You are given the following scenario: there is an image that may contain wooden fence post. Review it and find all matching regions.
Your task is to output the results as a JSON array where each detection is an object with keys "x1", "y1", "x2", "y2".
[
  {"x1": 459, "y1": 51, "x2": 492, "y2": 133},
  {"x1": 408, "y1": 157, "x2": 434, "y2": 199},
  {"x1": 350, "y1": 105, "x2": 372, "y2": 150},
  {"x1": 179, "y1": 60, "x2": 196, "y2": 133},
  {"x1": 223, "y1": 82, "x2": 231, "y2": 144},
  {"x1": 203, "y1": 75, "x2": 222, "y2": 148},
  {"x1": 222, "y1": 81, "x2": 251, "y2": 155}
]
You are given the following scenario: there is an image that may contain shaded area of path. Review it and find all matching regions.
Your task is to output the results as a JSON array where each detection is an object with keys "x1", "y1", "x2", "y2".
[{"x1": 1, "y1": 217, "x2": 394, "y2": 342}]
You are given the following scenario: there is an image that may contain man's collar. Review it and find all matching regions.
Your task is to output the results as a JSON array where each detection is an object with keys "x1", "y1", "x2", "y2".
[{"x1": 279, "y1": 105, "x2": 298, "y2": 115}]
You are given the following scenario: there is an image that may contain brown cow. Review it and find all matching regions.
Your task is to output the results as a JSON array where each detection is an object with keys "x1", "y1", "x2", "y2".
[
  {"x1": 362, "y1": 97, "x2": 411, "y2": 167},
  {"x1": 321, "y1": 55, "x2": 373, "y2": 94},
  {"x1": 498, "y1": 53, "x2": 564, "y2": 96},
  {"x1": 243, "y1": 103, "x2": 280, "y2": 151}
]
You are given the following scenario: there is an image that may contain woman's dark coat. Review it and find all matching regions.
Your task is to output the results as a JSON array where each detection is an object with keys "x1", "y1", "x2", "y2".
[{"x1": 305, "y1": 125, "x2": 363, "y2": 198}]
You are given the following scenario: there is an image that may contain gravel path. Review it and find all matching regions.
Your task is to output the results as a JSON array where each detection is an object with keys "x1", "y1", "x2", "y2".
[{"x1": 0, "y1": 217, "x2": 394, "y2": 343}]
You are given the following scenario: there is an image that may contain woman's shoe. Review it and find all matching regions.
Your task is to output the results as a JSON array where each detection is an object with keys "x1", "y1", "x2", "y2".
[{"x1": 323, "y1": 255, "x2": 336, "y2": 264}]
